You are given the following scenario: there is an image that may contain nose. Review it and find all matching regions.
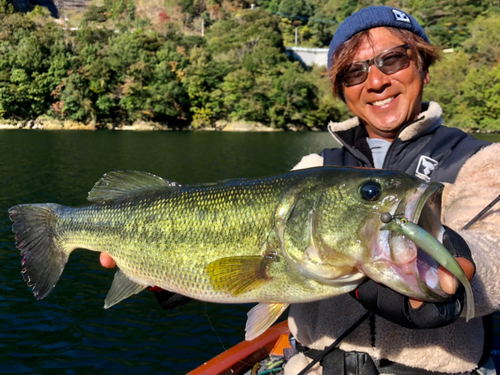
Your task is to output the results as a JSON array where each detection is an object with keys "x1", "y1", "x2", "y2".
[{"x1": 364, "y1": 65, "x2": 391, "y2": 92}]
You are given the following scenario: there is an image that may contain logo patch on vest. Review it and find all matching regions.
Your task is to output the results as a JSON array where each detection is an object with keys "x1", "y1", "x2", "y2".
[
  {"x1": 416, "y1": 155, "x2": 438, "y2": 182},
  {"x1": 392, "y1": 9, "x2": 411, "y2": 23}
]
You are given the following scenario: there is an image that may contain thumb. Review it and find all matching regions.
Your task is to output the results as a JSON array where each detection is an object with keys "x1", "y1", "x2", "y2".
[
  {"x1": 438, "y1": 257, "x2": 474, "y2": 295},
  {"x1": 100, "y1": 253, "x2": 117, "y2": 269}
]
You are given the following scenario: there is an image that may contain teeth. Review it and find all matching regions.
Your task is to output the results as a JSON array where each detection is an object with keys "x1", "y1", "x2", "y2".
[{"x1": 372, "y1": 96, "x2": 395, "y2": 107}]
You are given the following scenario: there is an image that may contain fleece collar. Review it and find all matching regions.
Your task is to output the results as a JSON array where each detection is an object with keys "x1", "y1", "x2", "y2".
[{"x1": 327, "y1": 101, "x2": 444, "y2": 145}]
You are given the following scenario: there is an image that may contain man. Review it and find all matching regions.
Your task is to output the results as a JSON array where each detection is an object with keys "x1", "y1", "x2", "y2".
[
  {"x1": 101, "y1": 6, "x2": 500, "y2": 374},
  {"x1": 285, "y1": 5, "x2": 500, "y2": 375}
]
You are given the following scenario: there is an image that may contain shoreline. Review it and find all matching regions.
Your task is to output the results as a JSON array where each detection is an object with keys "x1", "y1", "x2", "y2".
[
  {"x1": 0, "y1": 119, "x2": 496, "y2": 134},
  {"x1": 0, "y1": 119, "x2": 323, "y2": 132}
]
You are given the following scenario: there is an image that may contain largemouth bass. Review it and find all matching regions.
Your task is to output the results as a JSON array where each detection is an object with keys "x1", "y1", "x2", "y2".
[{"x1": 9, "y1": 167, "x2": 465, "y2": 340}]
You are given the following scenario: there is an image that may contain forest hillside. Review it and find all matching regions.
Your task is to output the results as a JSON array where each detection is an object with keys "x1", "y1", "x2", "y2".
[{"x1": 1, "y1": 0, "x2": 500, "y2": 131}]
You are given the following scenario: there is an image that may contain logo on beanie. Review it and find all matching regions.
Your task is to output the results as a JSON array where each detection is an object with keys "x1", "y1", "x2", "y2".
[{"x1": 392, "y1": 9, "x2": 411, "y2": 23}]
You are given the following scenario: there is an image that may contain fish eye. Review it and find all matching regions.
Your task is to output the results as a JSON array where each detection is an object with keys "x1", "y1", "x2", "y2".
[{"x1": 359, "y1": 181, "x2": 382, "y2": 201}]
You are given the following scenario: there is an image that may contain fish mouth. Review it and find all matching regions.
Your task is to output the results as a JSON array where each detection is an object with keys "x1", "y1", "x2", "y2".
[{"x1": 366, "y1": 182, "x2": 449, "y2": 301}]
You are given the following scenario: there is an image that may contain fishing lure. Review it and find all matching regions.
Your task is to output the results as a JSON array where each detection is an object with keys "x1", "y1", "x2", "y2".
[{"x1": 380, "y1": 214, "x2": 475, "y2": 322}]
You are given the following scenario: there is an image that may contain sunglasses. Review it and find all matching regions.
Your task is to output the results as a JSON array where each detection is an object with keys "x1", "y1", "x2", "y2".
[{"x1": 341, "y1": 44, "x2": 410, "y2": 87}]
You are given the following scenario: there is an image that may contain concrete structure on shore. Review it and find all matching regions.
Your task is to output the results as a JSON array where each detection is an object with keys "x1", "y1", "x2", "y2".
[{"x1": 285, "y1": 47, "x2": 329, "y2": 67}]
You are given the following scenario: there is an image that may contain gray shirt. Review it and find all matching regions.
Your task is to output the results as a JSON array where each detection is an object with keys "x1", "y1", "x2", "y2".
[{"x1": 366, "y1": 138, "x2": 391, "y2": 168}]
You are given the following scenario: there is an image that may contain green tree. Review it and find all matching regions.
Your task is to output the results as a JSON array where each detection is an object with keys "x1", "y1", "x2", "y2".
[
  {"x1": 145, "y1": 40, "x2": 190, "y2": 124},
  {"x1": 183, "y1": 45, "x2": 227, "y2": 127},
  {"x1": 278, "y1": 0, "x2": 315, "y2": 18},
  {"x1": 424, "y1": 50, "x2": 470, "y2": 124},
  {"x1": 306, "y1": 0, "x2": 358, "y2": 47},
  {"x1": 0, "y1": 0, "x2": 14, "y2": 14},
  {"x1": 310, "y1": 66, "x2": 352, "y2": 127},
  {"x1": 58, "y1": 70, "x2": 96, "y2": 122},
  {"x1": 408, "y1": 0, "x2": 491, "y2": 48},
  {"x1": 0, "y1": 11, "x2": 70, "y2": 120},
  {"x1": 268, "y1": 61, "x2": 319, "y2": 128},
  {"x1": 452, "y1": 65, "x2": 500, "y2": 131},
  {"x1": 83, "y1": 5, "x2": 109, "y2": 23},
  {"x1": 222, "y1": 68, "x2": 268, "y2": 122},
  {"x1": 207, "y1": 9, "x2": 285, "y2": 67},
  {"x1": 462, "y1": 12, "x2": 500, "y2": 66}
]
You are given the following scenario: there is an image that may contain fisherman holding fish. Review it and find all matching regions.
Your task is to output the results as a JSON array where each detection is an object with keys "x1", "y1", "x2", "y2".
[
  {"x1": 284, "y1": 5, "x2": 500, "y2": 375},
  {"x1": 93, "y1": 7, "x2": 500, "y2": 369},
  {"x1": 95, "y1": 6, "x2": 500, "y2": 375}
]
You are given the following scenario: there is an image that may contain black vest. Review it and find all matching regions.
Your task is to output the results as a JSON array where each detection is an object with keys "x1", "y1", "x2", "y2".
[{"x1": 320, "y1": 124, "x2": 490, "y2": 183}]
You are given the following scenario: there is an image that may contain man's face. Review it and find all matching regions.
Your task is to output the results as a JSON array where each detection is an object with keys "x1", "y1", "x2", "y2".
[{"x1": 342, "y1": 27, "x2": 429, "y2": 141}]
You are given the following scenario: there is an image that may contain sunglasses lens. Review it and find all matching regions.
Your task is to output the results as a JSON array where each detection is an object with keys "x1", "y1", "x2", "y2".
[
  {"x1": 377, "y1": 48, "x2": 408, "y2": 74},
  {"x1": 343, "y1": 63, "x2": 368, "y2": 86}
]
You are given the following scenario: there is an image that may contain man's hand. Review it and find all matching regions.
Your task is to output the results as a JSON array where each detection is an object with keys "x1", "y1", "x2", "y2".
[
  {"x1": 409, "y1": 257, "x2": 474, "y2": 308},
  {"x1": 100, "y1": 253, "x2": 116, "y2": 269}
]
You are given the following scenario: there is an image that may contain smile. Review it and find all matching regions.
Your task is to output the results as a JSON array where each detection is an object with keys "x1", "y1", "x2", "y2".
[{"x1": 371, "y1": 96, "x2": 396, "y2": 107}]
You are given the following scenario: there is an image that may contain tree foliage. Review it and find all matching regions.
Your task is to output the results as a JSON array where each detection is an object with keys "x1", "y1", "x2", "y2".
[{"x1": 1, "y1": 0, "x2": 500, "y2": 131}]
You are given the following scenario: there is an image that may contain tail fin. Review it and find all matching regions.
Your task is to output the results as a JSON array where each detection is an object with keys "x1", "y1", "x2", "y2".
[{"x1": 9, "y1": 203, "x2": 68, "y2": 300}]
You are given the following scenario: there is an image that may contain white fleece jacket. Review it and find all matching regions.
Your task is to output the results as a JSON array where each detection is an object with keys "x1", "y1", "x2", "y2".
[{"x1": 285, "y1": 135, "x2": 500, "y2": 374}]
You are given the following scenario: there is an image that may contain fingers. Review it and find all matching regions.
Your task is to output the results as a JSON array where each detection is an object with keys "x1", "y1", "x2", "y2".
[
  {"x1": 437, "y1": 266, "x2": 459, "y2": 295},
  {"x1": 409, "y1": 298, "x2": 424, "y2": 309},
  {"x1": 100, "y1": 253, "x2": 116, "y2": 269},
  {"x1": 456, "y1": 257, "x2": 475, "y2": 280},
  {"x1": 410, "y1": 258, "x2": 474, "y2": 309},
  {"x1": 438, "y1": 257, "x2": 475, "y2": 295}
]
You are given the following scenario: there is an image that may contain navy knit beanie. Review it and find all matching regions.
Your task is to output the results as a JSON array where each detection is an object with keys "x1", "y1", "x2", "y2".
[{"x1": 327, "y1": 6, "x2": 430, "y2": 71}]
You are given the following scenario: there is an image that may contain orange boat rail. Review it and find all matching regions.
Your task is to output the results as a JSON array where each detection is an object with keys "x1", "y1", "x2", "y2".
[{"x1": 187, "y1": 321, "x2": 290, "y2": 375}]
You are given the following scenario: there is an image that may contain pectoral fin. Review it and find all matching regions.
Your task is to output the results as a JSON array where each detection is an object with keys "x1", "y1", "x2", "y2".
[
  {"x1": 104, "y1": 270, "x2": 148, "y2": 309},
  {"x1": 206, "y1": 256, "x2": 273, "y2": 296},
  {"x1": 245, "y1": 302, "x2": 290, "y2": 341}
]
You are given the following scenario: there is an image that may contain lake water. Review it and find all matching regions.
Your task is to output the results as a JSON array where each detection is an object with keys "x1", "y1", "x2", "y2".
[{"x1": 0, "y1": 130, "x2": 498, "y2": 375}]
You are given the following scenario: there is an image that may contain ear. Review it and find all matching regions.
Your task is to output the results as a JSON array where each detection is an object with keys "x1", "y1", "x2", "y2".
[{"x1": 423, "y1": 70, "x2": 430, "y2": 85}]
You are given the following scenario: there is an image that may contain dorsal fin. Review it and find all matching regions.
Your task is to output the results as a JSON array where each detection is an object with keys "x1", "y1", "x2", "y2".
[{"x1": 88, "y1": 170, "x2": 181, "y2": 204}]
